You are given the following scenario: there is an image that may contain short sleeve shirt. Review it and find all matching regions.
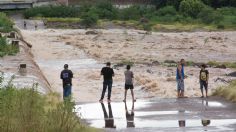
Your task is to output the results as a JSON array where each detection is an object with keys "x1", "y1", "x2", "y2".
[
  {"x1": 101, "y1": 67, "x2": 114, "y2": 81},
  {"x1": 124, "y1": 70, "x2": 134, "y2": 85}
]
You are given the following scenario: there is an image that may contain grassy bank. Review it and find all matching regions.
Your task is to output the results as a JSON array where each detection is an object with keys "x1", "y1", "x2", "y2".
[
  {"x1": 23, "y1": 0, "x2": 236, "y2": 31},
  {"x1": 0, "y1": 75, "x2": 97, "y2": 132},
  {"x1": 213, "y1": 80, "x2": 236, "y2": 102}
]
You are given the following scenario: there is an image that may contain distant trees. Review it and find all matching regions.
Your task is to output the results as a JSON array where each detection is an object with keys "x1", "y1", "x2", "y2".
[
  {"x1": 179, "y1": 0, "x2": 205, "y2": 18},
  {"x1": 152, "y1": 0, "x2": 182, "y2": 10},
  {"x1": 201, "y1": 0, "x2": 236, "y2": 8},
  {"x1": 152, "y1": 0, "x2": 236, "y2": 10}
]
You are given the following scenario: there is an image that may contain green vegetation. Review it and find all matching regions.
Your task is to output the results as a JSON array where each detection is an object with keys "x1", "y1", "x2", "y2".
[
  {"x1": 24, "y1": 6, "x2": 80, "y2": 19},
  {"x1": 0, "y1": 74, "x2": 97, "y2": 132},
  {"x1": 213, "y1": 80, "x2": 236, "y2": 102},
  {"x1": 207, "y1": 61, "x2": 236, "y2": 68},
  {"x1": 115, "y1": 60, "x2": 135, "y2": 68},
  {"x1": 0, "y1": 13, "x2": 14, "y2": 32},
  {"x1": 23, "y1": 0, "x2": 236, "y2": 30},
  {"x1": 0, "y1": 37, "x2": 19, "y2": 57}
]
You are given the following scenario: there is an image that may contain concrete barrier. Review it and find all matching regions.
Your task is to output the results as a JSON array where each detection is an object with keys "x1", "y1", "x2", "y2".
[
  {"x1": 12, "y1": 40, "x2": 20, "y2": 49},
  {"x1": 19, "y1": 64, "x2": 27, "y2": 76}
]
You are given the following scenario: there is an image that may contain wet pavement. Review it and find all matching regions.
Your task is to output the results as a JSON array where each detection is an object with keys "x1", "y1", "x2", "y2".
[{"x1": 75, "y1": 97, "x2": 236, "y2": 132}]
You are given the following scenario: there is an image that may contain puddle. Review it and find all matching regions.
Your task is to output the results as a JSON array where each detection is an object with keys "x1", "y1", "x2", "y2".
[
  {"x1": 207, "y1": 101, "x2": 225, "y2": 107},
  {"x1": 75, "y1": 101, "x2": 236, "y2": 130},
  {"x1": 75, "y1": 101, "x2": 152, "y2": 120}
]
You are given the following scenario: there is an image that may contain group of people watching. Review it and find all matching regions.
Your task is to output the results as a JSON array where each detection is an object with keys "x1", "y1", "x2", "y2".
[{"x1": 60, "y1": 58, "x2": 209, "y2": 101}]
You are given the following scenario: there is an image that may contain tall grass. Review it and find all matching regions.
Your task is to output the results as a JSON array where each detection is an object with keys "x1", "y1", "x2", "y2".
[
  {"x1": 0, "y1": 37, "x2": 19, "y2": 57},
  {"x1": 0, "y1": 74, "x2": 97, "y2": 132},
  {"x1": 213, "y1": 80, "x2": 236, "y2": 102}
]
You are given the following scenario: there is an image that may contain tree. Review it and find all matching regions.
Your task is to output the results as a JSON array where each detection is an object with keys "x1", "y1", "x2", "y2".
[
  {"x1": 180, "y1": 0, "x2": 205, "y2": 18},
  {"x1": 198, "y1": 6, "x2": 223, "y2": 24},
  {"x1": 201, "y1": 0, "x2": 236, "y2": 8}
]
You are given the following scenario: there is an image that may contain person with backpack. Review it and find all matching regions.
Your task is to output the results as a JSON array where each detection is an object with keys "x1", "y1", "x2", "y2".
[
  {"x1": 60, "y1": 64, "x2": 73, "y2": 100},
  {"x1": 199, "y1": 64, "x2": 209, "y2": 98}
]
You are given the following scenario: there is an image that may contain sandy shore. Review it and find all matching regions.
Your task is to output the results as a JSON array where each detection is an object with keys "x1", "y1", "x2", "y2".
[{"x1": 21, "y1": 29, "x2": 236, "y2": 102}]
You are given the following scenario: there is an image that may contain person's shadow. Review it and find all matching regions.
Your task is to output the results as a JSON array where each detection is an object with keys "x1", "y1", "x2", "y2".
[
  {"x1": 125, "y1": 101, "x2": 135, "y2": 128},
  {"x1": 101, "y1": 103, "x2": 116, "y2": 128}
]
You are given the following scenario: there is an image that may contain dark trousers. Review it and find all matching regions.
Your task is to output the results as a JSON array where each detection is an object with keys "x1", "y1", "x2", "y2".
[
  {"x1": 63, "y1": 84, "x2": 72, "y2": 100},
  {"x1": 100, "y1": 80, "x2": 113, "y2": 100}
]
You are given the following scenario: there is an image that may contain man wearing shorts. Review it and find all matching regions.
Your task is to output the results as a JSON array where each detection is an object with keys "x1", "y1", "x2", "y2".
[{"x1": 123, "y1": 65, "x2": 135, "y2": 102}]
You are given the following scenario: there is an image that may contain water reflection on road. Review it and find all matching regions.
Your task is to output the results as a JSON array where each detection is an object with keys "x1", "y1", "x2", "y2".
[{"x1": 75, "y1": 98, "x2": 236, "y2": 131}]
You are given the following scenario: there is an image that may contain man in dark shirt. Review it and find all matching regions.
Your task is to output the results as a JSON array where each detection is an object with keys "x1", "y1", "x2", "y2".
[
  {"x1": 60, "y1": 64, "x2": 73, "y2": 100},
  {"x1": 99, "y1": 62, "x2": 114, "y2": 102},
  {"x1": 199, "y1": 64, "x2": 209, "y2": 98}
]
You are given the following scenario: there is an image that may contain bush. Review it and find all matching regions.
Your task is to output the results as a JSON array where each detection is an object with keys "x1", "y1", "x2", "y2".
[
  {"x1": 198, "y1": 6, "x2": 223, "y2": 24},
  {"x1": 118, "y1": 6, "x2": 142, "y2": 20},
  {"x1": 152, "y1": 0, "x2": 182, "y2": 10},
  {"x1": 156, "y1": 6, "x2": 177, "y2": 16},
  {"x1": 217, "y1": 24, "x2": 225, "y2": 29},
  {"x1": 24, "y1": 6, "x2": 80, "y2": 19},
  {"x1": 0, "y1": 13, "x2": 14, "y2": 33},
  {"x1": 180, "y1": 0, "x2": 206, "y2": 18},
  {"x1": 0, "y1": 37, "x2": 19, "y2": 57},
  {"x1": 213, "y1": 80, "x2": 236, "y2": 102},
  {"x1": 81, "y1": 9, "x2": 98, "y2": 28},
  {"x1": 217, "y1": 7, "x2": 236, "y2": 16},
  {"x1": 93, "y1": 0, "x2": 118, "y2": 20}
]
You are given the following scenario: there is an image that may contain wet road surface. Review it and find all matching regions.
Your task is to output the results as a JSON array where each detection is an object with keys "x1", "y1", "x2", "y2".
[{"x1": 75, "y1": 97, "x2": 236, "y2": 132}]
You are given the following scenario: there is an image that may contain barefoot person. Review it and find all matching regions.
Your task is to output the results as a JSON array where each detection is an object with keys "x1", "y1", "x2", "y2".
[
  {"x1": 176, "y1": 59, "x2": 186, "y2": 98},
  {"x1": 123, "y1": 65, "x2": 135, "y2": 102},
  {"x1": 99, "y1": 62, "x2": 114, "y2": 103},
  {"x1": 60, "y1": 64, "x2": 73, "y2": 100},
  {"x1": 199, "y1": 64, "x2": 209, "y2": 98}
]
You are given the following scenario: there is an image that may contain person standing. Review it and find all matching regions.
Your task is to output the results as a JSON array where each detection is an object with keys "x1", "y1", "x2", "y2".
[
  {"x1": 176, "y1": 59, "x2": 186, "y2": 98},
  {"x1": 23, "y1": 20, "x2": 27, "y2": 29},
  {"x1": 100, "y1": 62, "x2": 114, "y2": 103},
  {"x1": 199, "y1": 64, "x2": 209, "y2": 98},
  {"x1": 123, "y1": 65, "x2": 135, "y2": 102},
  {"x1": 176, "y1": 62, "x2": 184, "y2": 98},
  {"x1": 60, "y1": 64, "x2": 73, "y2": 100}
]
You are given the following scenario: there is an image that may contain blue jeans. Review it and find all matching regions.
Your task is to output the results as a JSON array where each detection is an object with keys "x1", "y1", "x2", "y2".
[
  {"x1": 63, "y1": 84, "x2": 72, "y2": 99},
  {"x1": 100, "y1": 80, "x2": 113, "y2": 100}
]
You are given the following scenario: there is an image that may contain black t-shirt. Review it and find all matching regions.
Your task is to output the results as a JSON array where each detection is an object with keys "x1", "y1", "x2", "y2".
[
  {"x1": 60, "y1": 69, "x2": 73, "y2": 86},
  {"x1": 200, "y1": 70, "x2": 209, "y2": 81},
  {"x1": 101, "y1": 67, "x2": 114, "y2": 81}
]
